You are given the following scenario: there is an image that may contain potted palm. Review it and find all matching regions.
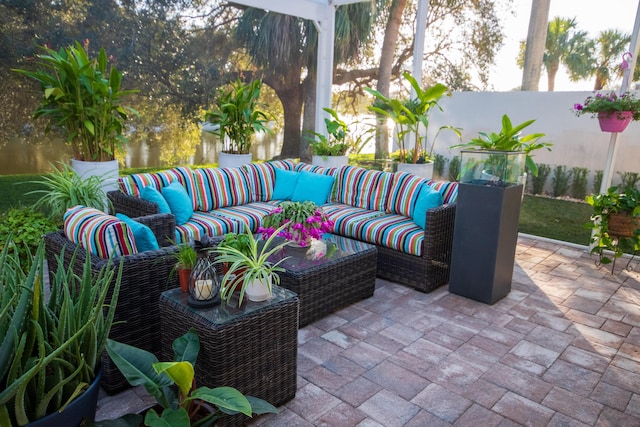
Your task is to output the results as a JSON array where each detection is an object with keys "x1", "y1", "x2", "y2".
[
  {"x1": 0, "y1": 240, "x2": 121, "y2": 426},
  {"x1": 13, "y1": 41, "x2": 138, "y2": 192},
  {"x1": 586, "y1": 186, "x2": 640, "y2": 269},
  {"x1": 573, "y1": 91, "x2": 640, "y2": 133},
  {"x1": 365, "y1": 71, "x2": 461, "y2": 178},
  {"x1": 204, "y1": 79, "x2": 271, "y2": 168},
  {"x1": 215, "y1": 225, "x2": 290, "y2": 304},
  {"x1": 99, "y1": 328, "x2": 278, "y2": 427},
  {"x1": 307, "y1": 107, "x2": 372, "y2": 168}
]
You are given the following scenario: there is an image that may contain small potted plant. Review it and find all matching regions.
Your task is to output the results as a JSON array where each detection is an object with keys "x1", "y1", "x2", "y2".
[
  {"x1": 170, "y1": 242, "x2": 198, "y2": 292},
  {"x1": 307, "y1": 107, "x2": 372, "y2": 168},
  {"x1": 365, "y1": 71, "x2": 461, "y2": 178},
  {"x1": 0, "y1": 240, "x2": 121, "y2": 426},
  {"x1": 100, "y1": 328, "x2": 278, "y2": 427},
  {"x1": 259, "y1": 201, "x2": 333, "y2": 248},
  {"x1": 204, "y1": 79, "x2": 272, "y2": 168},
  {"x1": 586, "y1": 186, "x2": 640, "y2": 268},
  {"x1": 215, "y1": 225, "x2": 290, "y2": 304},
  {"x1": 573, "y1": 91, "x2": 640, "y2": 133}
]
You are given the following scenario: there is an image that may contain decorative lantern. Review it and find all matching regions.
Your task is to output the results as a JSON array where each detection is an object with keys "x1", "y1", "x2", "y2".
[{"x1": 187, "y1": 249, "x2": 220, "y2": 308}]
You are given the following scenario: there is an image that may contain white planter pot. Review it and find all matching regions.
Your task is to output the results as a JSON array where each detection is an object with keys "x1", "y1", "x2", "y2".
[
  {"x1": 245, "y1": 276, "x2": 272, "y2": 302},
  {"x1": 71, "y1": 159, "x2": 118, "y2": 214},
  {"x1": 396, "y1": 162, "x2": 433, "y2": 179},
  {"x1": 311, "y1": 155, "x2": 349, "y2": 168},
  {"x1": 218, "y1": 152, "x2": 252, "y2": 169}
]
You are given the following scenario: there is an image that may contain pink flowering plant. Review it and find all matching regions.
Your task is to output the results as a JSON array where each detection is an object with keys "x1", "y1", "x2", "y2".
[
  {"x1": 259, "y1": 201, "x2": 333, "y2": 247},
  {"x1": 573, "y1": 91, "x2": 640, "y2": 120}
]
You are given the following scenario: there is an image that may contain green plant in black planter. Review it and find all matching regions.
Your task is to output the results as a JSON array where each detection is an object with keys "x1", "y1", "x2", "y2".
[
  {"x1": 0, "y1": 239, "x2": 121, "y2": 425},
  {"x1": 586, "y1": 186, "x2": 640, "y2": 267},
  {"x1": 100, "y1": 328, "x2": 277, "y2": 427}
]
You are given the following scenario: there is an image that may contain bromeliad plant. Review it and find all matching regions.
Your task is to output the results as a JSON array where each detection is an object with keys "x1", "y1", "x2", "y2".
[
  {"x1": 13, "y1": 41, "x2": 138, "y2": 162},
  {"x1": 573, "y1": 91, "x2": 640, "y2": 120},
  {"x1": 0, "y1": 240, "x2": 121, "y2": 426},
  {"x1": 102, "y1": 329, "x2": 277, "y2": 427},
  {"x1": 259, "y1": 201, "x2": 333, "y2": 247},
  {"x1": 366, "y1": 72, "x2": 461, "y2": 164}
]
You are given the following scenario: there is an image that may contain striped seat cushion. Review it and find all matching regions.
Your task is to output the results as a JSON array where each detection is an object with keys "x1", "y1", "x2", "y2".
[
  {"x1": 333, "y1": 166, "x2": 393, "y2": 211},
  {"x1": 192, "y1": 167, "x2": 253, "y2": 211},
  {"x1": 63, "y1": 206, "x2": 137, "y2": 258},
  {"x1": 210, "y1": 201, "x2": 279, "y2": 232},
  {"x1": 174, "y1": 212, "x2": 243, "y2": 243},
  {"x1": 427, "y1": 180, "x2": 459, "y2": 204},
  {"x1": 323, "y1": 203, "x2": 385, "y2": 239},
  {"x1": 353, "y1": 213, "x2": 424, "y2": 256},
  {"x1": 243, "y1": 160, "x2": 297, "y2": 202},
  {"x1": 386, "y1": 171, "x2": 429, "y2": 216},
  {"x1": 118, "y1": 167, "x2": 198, "y2": 210}
]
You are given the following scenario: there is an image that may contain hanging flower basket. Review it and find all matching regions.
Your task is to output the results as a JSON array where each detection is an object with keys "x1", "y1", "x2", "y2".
[
  {"x1": 598, "y1": 111, "x2": 634, "y2": 133},
  {"x1": 607, "y1": 211, "x2": 640, "y2": 238}
]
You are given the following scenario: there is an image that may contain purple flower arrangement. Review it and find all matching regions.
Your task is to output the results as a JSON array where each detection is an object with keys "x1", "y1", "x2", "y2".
[
  {"x1": 573, "y1": 91, "x2": 640, "y2": 121},
  {"x1": 259, "y1": 201, "x2": 333, "y2": 247}
]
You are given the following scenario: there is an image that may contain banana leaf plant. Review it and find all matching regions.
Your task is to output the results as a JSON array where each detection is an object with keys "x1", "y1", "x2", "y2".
[
  {"x1": 99, "y1": 329, "x2": 277, "y2": 427},
  {"x1": 0, "y1": 238, "x2": 121, "y2": 425}
]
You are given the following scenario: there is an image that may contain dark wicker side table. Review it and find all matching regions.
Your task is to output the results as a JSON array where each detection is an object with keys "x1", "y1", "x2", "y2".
[
  {"x1": 159, "y1": 287, "x2": 299, "y2": 426},
  {"x1": 271, "y1": 234, "x2": 377, "y2": 327}
]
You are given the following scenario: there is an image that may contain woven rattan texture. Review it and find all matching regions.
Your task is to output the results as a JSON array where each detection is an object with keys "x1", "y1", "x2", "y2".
[
  {"x1": 278, "y1": 242, "x2": 377, "y2": 327},
  {"x1": 376, "y1": 203, "x2": 456, "y2": 293},
  {"x1": 159, "y1": 291, "x2": 299, "y2": 426},
  {"x1": 44, "y1": 214, "x2": 180, "y2": 393}
]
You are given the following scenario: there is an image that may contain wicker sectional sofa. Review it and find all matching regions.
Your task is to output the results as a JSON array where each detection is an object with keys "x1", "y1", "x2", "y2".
[{"x1": 108, "y1": 160, "x2": 458, "y2": 293}]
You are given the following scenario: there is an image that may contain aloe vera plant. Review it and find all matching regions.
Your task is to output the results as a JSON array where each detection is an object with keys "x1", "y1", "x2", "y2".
[{"x1": 0, "y1": 237, "x2": 121, "y2": 425}]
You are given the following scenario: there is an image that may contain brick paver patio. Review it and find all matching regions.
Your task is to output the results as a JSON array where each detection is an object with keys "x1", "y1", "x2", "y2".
[{"x1": 96, "y1": 235, "x2": 640, "y2": 426}]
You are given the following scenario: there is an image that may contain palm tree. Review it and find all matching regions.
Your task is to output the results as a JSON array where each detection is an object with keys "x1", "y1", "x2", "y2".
[
  {"x1": 591, "y1": 29, "x2": 630, "y2": 90},
  {"x1": 543, "y1": 17, "x2": 593, "y2": 91}
]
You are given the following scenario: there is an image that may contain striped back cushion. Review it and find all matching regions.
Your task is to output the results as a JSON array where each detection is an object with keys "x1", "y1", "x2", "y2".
[
  {"x1": 118, "y1": 167, "x2": 198, "y2": 210},
  {"x1": 427, "y1": 180, "x2": 459, "y2": 204},
  {"x1": 335, "y1": 166, "x2": 394, "y2": 211},
  {"x1": 242, "y1": 160, "x2": 296, "y2": 202},
  {"x1": 386, "y1": 171, "x2": 429, "y2": 216},
  {"x1": 63, "y1": 206, "x2": 137, "y2": 258},
  {"x1": 192, "y1": 167, "x2": 253, "y2": 211}
]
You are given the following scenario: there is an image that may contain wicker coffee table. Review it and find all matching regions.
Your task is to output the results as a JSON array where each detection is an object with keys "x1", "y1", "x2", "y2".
[
  {"x1": 271, "y1": 234, "x2": 377, "y2": 327},
  {"x1": 159, "y1": 287, "x2": 298, "y2": 425}
]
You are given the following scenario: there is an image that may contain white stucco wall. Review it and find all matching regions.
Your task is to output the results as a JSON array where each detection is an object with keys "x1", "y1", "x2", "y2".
[{"x1": 428, "y1": 91, "x2": 640, "y2": 187}]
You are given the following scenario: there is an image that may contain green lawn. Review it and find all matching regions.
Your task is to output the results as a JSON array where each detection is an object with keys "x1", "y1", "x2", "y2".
[{"x1": 0, "y1": 171, "x2": 594, "y2": 247}]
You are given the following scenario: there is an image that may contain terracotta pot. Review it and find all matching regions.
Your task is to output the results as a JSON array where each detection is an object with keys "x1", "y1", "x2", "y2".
[
  {"x1": 598, "y1": 111, "x2": 633, "y2": 133},
  {"x1": 178, "y1": 268, "x2": 191, "y2": 292}
]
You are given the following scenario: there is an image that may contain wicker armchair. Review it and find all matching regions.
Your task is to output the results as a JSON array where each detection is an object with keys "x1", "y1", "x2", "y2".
[{"x1": 44, "y1": 213, "x2": 180, "y2": 394}]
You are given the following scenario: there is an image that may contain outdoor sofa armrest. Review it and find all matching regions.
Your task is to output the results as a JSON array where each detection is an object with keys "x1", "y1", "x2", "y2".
[
  {"x1": 108, "y1": 190, "x2": 159, "y2": 218},
  {"x1": 133, "y1": 213, "x2": 176, "y2": 247}
]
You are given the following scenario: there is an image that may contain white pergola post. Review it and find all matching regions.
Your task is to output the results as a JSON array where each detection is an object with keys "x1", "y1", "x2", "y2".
[{"x1": 228, "y1": 0, "x2": 370, "y2": 140}]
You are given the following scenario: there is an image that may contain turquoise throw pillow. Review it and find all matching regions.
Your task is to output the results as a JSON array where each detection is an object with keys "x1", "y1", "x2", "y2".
[
  {"x1": 272, "y1": 169, "x2": 299, "y2": 200},
  {"x1": 141, "y1": 186, "x2": 171, "y2": 214},
  {"x1": 412, "y1": 184, "x2": 444, "y2": 229},
  {"x1": 162, "y1": 181, "x2": 194, "y2": 225},
  {"x1": 116, "y1": 213, "x2": 160, "y2": 252},
  {"x1": 291, "y1": 171, "x2": 335, "y2": 206}
]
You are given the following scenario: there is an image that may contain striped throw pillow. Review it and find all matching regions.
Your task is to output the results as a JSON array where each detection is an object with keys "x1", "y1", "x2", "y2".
[
  {"x1": 335, "y1": 166, "x2": 394, "y2": 211},
  {"x1": 427, "y1": 180, "x2": 459, "y2": 204},
  {"x1": 63, "y1": 206, "x2": 137, "y2": 258},
  {"x1": 242, "y1": 160, "x2": 296, "y2": 202},
  {"x1": 386, "y1": 171, "x2": 429, "y2": 216},
  {"x1": 192, "y1": 167, "x2": 253, "y2": 211}
]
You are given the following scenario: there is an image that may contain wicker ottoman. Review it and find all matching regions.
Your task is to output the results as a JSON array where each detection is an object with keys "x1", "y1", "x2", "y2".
[
  {"x1": 159, "y1": 287, "x2": 298, "y2": 426},
  {"x1": 272, "y1": 234, "x2": 377, "y2": 327}
]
